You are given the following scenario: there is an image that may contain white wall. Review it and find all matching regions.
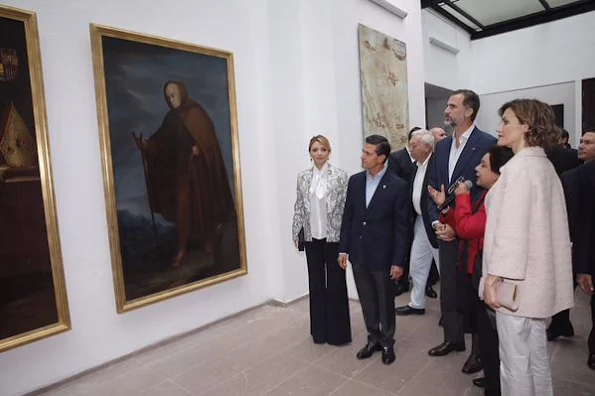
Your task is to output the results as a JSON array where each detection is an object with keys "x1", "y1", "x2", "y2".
[
  {"x1": 0, "y1": 0, "x2": 426, "y2": 394},
  {"x1": 475, "y1": 82, "x2": 576, "y2": 142},
  {"x1": 422, "y1": 10, "x2": 472, "y2": 91},
  {"x1": 470, "y1": 11, "x2": 595, "y2": 145}
]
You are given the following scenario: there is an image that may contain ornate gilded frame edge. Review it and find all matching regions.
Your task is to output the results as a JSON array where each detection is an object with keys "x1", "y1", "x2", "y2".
[{"x1": 0, "y1": 4, "x2": 71, "y2": 353}]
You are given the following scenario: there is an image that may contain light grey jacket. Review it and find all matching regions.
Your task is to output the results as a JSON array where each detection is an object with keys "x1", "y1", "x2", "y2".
[{"x1": 292, "y1": 163, "x2": 348, "y2": 243}]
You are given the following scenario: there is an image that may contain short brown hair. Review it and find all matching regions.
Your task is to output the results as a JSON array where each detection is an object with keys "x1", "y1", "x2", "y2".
[
  {"x1": 308, "y1": 135, "x2": 331, "y2": 153},
  {"x1": 451, "y1": 89, "x2": 480, "y2": 121},
  {"x1": 498, "y1": 99, "x2": 558, "y2": 151}
]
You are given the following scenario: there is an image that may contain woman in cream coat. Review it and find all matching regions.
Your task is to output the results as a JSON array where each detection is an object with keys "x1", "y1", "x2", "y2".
[
  {"x1": 481, "y1": 99, "x2": 574, "y2": 396},
  {"x1": 292, "y1": 135, "x2": 351, "y2": 346}
]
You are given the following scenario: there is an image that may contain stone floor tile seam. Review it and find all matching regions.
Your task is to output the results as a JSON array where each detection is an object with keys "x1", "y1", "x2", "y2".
[
  {"x1": 247, "y1": 360, "x2": 315, "y2": 396},
  {"x1": 312, "y1": 349, "x2": 377, "y2": 379},
  {"x1": 388, "y1": 357, "x2": 434, "y2": 395},
  {"x1": 262, "y1": 358, "x2": 351, "y2": 395},
  {"x1": 162, "y1": 378, "x2": 197, "y2": 396}
]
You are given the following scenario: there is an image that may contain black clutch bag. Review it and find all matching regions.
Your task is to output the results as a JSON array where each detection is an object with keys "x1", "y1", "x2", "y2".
[{"x1": 297, "y1": 227, "x2": 306, "y2": 252}]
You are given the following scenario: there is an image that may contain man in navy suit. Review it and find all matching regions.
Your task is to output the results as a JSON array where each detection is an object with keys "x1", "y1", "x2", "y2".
[
  {"x1": 426, "y1": 90, "x2": 496, "y2": 370},
  {"x1": 339, "y1": 134, "x2": 410, "y2": 365}
]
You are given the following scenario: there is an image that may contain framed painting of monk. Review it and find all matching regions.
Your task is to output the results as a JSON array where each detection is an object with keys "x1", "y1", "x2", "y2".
[
  {"x1": 90, "y1": 24, "x2": 247, "y2": 313},
  {"x1": 0, "y1": 5, "x2": 70, "y2": 352}
]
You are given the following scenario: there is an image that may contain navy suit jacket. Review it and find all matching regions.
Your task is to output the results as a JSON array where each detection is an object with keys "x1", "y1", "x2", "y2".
[
  {"x1": 339, "y1": 169, "x2": 411, "y2": 271},
  {"x1": 562, "y1": 161, "x2": 595, "y2": 276},
  {"x1": 411, "y1": 155, "x2": 438, "y2": 249},
  {"x1": 428, "y1": 127, "x2": 496, "y2": 224}
]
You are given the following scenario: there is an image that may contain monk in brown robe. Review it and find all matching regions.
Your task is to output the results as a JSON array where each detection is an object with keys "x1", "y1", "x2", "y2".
[{"x1": 134, "y1": 81, "x2": 234, "y2": 267}]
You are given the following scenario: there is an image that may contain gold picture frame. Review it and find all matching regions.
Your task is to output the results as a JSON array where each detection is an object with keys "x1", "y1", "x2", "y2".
[
  {"x1": 0, "y1": 5, "x2": 70, "y2": 352},
  {"x1": 90, "y1": 24, "x2": 247, "y2": 313}
]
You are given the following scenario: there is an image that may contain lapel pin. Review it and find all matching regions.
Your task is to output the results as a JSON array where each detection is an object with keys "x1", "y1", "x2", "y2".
[{"x1": 383, "y1": 185, "x2": 386, "y2": 189}]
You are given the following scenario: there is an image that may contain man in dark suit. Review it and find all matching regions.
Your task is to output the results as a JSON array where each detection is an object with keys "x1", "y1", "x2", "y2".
[
  {"x1": 547, "y1": 128, "x2": 582, "y2": 176},
  {"x1": 396, "y1": 129, "x2": 439, "y2": 316},
  {"x1": 388, "y1": 127, "x2": 419, "y2": 297},
  {"x1": 427, "y1": 89, "x2": 496, "y2": 363},
  {"x1": 549, "y1": 129, "x2": 595, "y2": 347},
  {"x1": 339, "y1": 134, "x2": 410, "y2": 365},
  {"x1": 574, "y1": 158, "x2": 595, "y2": 369},
  {"x1": 546, "y1": 128, "x2": 585, "y2": 341}
]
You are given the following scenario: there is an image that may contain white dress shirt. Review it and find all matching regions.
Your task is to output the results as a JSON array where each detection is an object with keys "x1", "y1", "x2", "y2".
[
  {"x1": 412, "y1": 153, "x2": 431, "y2": 216},
  {"x1": 309, "y1": 164, "x2": 328, "y2": 239},
  {"x1": 448, "y1": 124, "x2": 475, "y2": 182}
]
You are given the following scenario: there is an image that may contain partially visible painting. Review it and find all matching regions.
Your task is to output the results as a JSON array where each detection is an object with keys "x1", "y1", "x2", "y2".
[
  {"x1": 358, "y1": 24, "x2": 409, "y2": 151},
  {"x1": 0, "y1": 5, "x2": 70, "y2": 352},
  {"x1": 90, "y1": 25, "x2": 247, "y2": 313}
]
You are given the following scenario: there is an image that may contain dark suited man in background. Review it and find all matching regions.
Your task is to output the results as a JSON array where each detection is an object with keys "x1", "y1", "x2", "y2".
[
  {"x1": 547, "y1": 127, "x2": 582, "y2": 176},
  {"x1": 339, "y1": 134, "x2": 410, "y2": 365},
  {"x1": 573, "y1": 156, "x2": 595, "y2": 369},
  {"x1": 388, "y1": 127, "x2": 420, "y2": 297},
  {"x1": 549, "y1": 128, "x2": 595, "y2": 348},
  {"x1": 427, "y1": 89, "x2": 496, "y2": 360}
]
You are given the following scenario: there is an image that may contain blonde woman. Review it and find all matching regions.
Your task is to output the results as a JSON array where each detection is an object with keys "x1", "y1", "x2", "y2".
[
  {"x1": 481, "y1": 99, "x2": 574, "y2": 396},
  {"x1": 292, "y1": 135, "x2": 351, "y2": 345}
]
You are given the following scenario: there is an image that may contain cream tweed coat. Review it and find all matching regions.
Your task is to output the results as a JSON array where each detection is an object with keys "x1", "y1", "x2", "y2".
[{"x1": 480, "y1": 147, "x2": 574, "y2": 318}]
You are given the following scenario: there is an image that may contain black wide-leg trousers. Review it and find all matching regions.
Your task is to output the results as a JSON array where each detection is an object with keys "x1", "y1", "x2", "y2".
[{"x1": 305, "y1": 239, "x2": 351, "y2": 345}]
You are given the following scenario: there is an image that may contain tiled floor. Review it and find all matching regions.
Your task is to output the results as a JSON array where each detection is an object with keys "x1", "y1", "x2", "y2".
[{"x1": 39, "y1": 289, "x2": 595, "y2": 396}]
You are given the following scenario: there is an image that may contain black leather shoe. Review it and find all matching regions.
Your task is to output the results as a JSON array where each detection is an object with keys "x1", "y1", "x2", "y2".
[
  {"x1": 394, "y1": 280, "x2": 410, "y2": 297},
  {"x1": 381, "y1": 346, "x2": 396, "y2": 365},
  {"x1": 462, "y1": 353, "x2": 483, "y2": 374},
  {"x1": 428, "y1": 341, "x2": 465, "y2": 357},
  {"x1": 472, "y1": 377, "x2": 486, "y2": 388},
  {"x1": 425, "y1": 285, "x2": 437, "y2": 298},
  {"x1": 395, "y1": 305, "x2": 425, "y2": 316},
  {"x1": 546, "y1": 323, "x2": 574, "y2": 341},
  {"x1": 588, "y1": 353, "x2": 595, "y2": 370},
  {"x1": 356, "y1": 343, "x2": 382, "y2": 360}
]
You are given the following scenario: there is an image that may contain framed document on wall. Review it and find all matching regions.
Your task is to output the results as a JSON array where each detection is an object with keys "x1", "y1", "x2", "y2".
[
  {"x1": 90, "y1": 24, "x2": 247, "y2": 313},
  {"x1": 0, "y1": 5, "x2": 70, "y2": 352}
]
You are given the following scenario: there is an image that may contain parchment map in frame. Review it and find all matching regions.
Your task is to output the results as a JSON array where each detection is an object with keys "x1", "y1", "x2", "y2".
[{"x1": 358, "y1": 24, "x2": 409, "y2": 151}]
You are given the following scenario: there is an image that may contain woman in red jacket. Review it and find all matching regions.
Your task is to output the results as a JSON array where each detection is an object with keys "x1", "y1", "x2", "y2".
[{"x1": 430, "y1": 145, "x2": 514, "y2": 396}]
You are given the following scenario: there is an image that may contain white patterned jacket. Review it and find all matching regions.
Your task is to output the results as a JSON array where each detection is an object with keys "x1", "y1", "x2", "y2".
[{"x1": 292, "y1": 163, "x2": 348, "y2": 243}]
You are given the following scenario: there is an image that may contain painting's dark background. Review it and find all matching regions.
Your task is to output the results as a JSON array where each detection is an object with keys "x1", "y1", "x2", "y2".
[
  {"x1": 0, "y1": 16, "x2": 58, "y2": 340},
  {"x1": 102, "y1": 37, "x2": 241, "y2": 301}
]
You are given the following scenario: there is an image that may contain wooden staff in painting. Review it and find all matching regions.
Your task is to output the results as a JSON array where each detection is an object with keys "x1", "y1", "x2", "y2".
[
  {"x1": 133, "y1": 81, "x2": 234, "y2": 267},
  {"x1": 132, "y1": 132, "x2": 160, "y2": 248}
]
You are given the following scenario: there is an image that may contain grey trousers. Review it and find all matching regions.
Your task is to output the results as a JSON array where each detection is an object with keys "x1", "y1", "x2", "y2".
[{"x1": 352, "y1": 262, "x2": 396, "y2": 347}]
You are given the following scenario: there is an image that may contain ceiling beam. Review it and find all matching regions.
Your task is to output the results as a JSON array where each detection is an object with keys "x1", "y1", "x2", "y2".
[
  {"x1": 429, "y1": 5, "x2": 477, "y2": 35},
  {"x1": 538, "y1": 0, "x2": 551, "y2": 11},
  {"x1": 471, "y1": 0, "x2": 595, "y2": 40},
  {"x1": 443, "y1": 0, "x2": 485, "y2": 29},
  {"x1": 420, "y1": 0, "x2": 442, "y2": 9}
]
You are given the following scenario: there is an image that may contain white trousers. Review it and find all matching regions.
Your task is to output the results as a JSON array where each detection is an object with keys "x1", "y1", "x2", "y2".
[
  {"x1": 408, "y1": 216, "x2": 439, "y2": 310},
  {"x1": 496, "y1": 312, "x2": 553, "y2": 396}
]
